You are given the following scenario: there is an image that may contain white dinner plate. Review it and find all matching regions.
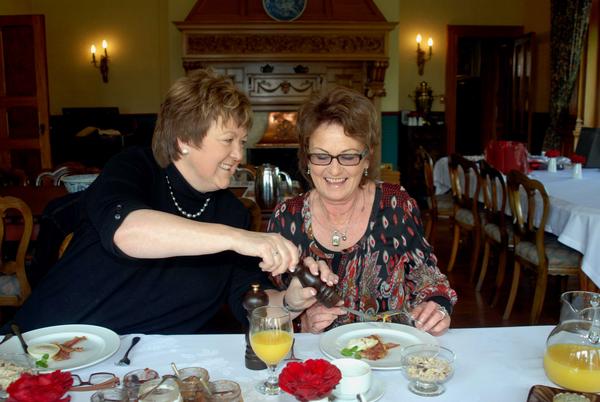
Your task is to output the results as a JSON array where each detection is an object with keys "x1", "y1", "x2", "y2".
[
  {"x1": 319, "y1": 322, "x2": 436, "y2": 370},
  {"x1": 332, "y1": 378, "x2": 385, "y2": 401},
  {"x1": 0, "y1": 324, "x2": 120, "y2": 372}
]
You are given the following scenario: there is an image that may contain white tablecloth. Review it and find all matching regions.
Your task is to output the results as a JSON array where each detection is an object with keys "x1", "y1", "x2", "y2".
[
  {"x1": 433, "y1": 156, "x2": 600, "y2": 288},
  {"x1": 69, "y1": 326, "x2": 558, "y2": 402}
]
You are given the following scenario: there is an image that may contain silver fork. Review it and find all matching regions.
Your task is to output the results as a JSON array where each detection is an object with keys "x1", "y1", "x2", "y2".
[
  {"x1": 284, "y1": 338, "x2": 301, "y2": 362},
  {"x1": 115, "y1": 336, "x2": 140, "y2": 366}
]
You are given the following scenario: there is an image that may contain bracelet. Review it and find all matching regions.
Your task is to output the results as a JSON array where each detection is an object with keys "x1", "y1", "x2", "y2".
[{"x1": 283, "y1": 292, "x2": 305, "y2": 313}]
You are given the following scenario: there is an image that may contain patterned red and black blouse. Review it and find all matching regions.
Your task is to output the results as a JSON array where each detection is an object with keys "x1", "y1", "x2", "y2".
[{"x1": 267, "y1": 182, "x2": 457, "y2": 329}]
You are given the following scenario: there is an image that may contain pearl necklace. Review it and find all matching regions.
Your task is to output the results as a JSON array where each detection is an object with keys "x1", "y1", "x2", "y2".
[{"x1": 165, "y1": 175, "x2": 210, "y2": 219}]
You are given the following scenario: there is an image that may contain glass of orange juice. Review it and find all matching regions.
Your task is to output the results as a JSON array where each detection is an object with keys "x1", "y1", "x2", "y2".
[{"x1": 249, "y1": 305, "x2": 293, "y2": 395}]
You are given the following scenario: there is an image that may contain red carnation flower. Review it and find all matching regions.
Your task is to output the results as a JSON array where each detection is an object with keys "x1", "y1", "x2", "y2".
[
  {"x1": 279, "y1": 359, "x2": 342, "y2": 402},
  {"x1": 7, "y1": 370, "x2": 72, "y2": 402},
  {"x1": 545, "y1": 149, "x2": 560, "y2": 158},
  {"x1": 570, "y1": 154, "x2": 586, "y2": 164}
]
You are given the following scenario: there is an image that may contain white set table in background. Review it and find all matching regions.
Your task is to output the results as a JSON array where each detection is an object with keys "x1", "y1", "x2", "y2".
[
  {"x1": 432, "y1": 156, "x2": 600, "y2": 288},
  {"x1": 69, "y1": 326, "x2": 556, "y2": 402}
]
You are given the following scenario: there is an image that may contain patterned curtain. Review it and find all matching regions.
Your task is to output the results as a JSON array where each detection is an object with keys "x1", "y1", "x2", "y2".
[{"x1": 543, "y1": 0, "x2": 593, "y2": 150}]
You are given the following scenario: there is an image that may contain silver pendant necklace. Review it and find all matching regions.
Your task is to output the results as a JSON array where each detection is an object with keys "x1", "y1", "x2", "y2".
[
  {"x1": 165, "y1": 175, "x2": 210, "y2": 219},
  {"x1": 316, "y1": 194, "x2": 358, "y2": 247}
]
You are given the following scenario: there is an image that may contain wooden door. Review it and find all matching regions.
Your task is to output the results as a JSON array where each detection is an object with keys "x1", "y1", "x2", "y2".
[
  {"x1": 0, "y1": 15, "x2": 51, "y2": 181},
  {"x1": 511, "y1": 33, "x2": 535, "y2": 149},
  {"x1": 446, "y1": 25, "x2": 524, "y2": 154}
]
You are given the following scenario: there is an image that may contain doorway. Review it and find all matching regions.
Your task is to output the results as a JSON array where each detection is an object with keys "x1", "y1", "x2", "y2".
[{"x1": 445, "y1": 25, "x2": 534, "y2": 155}]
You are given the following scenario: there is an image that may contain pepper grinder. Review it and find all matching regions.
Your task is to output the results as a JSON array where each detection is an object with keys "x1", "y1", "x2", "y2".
[
  {"x1": 293, "y1": 264, "x2": 341, "y2": 308},
  {"x1": 243, "y1": 283, "x2": 268, "y2": 370}
]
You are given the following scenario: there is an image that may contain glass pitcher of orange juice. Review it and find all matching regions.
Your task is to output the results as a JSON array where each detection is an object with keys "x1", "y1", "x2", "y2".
[{"x1": 544, "y1": 291, "x2": 600, "y2": 392}]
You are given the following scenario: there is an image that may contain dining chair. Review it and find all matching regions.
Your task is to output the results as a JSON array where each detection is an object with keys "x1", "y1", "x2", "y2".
[
  {"x1": 419, "y1": 148, "x2": 453, "y2": 247},
  {"x1": 0, "y1": 196, "x2": 33, "y2": 307},
  {"x1": 239, "y1": 197, "x2": 263, "y2": 232},
  {"x1": 476, "y1": 160, "x2": 513, "y2": 306},
  {"x1": 446, "y1": 153, "x2": 482, "y2": 281},
  {"x1": 503, "y1": 170, "x2": 583, "y2": 324}
]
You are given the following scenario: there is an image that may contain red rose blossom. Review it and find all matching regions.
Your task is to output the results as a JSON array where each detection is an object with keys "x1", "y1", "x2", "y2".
[
  {"x1": 545, "y1": 149, "x2": 560, "y2": 158},
  {"x1": 279, "y1": 359, "x2": 342, "y2": 402},
  {"x1": 7, "y1": 370, "x2": 72, "y2": 402},
  {"x1": 570, "y1": 154, "x2": 586, "y2": 164}
]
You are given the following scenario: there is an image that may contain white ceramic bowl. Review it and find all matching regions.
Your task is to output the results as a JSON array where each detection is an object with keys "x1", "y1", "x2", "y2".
[
  {"x1": 61, "y1": 174, "x2": 98, "y2": 193},
  {"x1": 331, "y1": 358, "x2": 372, "y2": 399}
]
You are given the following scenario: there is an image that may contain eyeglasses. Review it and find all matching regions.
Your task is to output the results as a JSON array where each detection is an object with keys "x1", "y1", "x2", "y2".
[
  {"x1": 308, "y1": 150, "x2": 368, "y2": 166},
  {"x1": 71, "y1": 372, "x2": 120, "y2": 392}
]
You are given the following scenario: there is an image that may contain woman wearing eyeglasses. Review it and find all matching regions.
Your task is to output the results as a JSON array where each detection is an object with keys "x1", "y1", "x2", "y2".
[{"x1": 268, "y1": 87, "x2": 457, "y2": 336}]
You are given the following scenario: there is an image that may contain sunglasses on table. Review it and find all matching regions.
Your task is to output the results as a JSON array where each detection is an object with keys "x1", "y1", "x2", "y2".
[
  {"x1": 70, "y1": 372, "x2": 120, "y2": 391},
  {"x1": 308, "y1": 150, "x2": 368, "y2": 166}
]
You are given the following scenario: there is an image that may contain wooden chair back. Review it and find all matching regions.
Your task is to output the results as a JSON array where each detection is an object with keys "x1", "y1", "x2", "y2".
[
  {"x1": 240, "y1": 197, "x2": 263, "y2": 232},
  {"x1": 448, "y1": 153, "x2": 481, "y2": 217},
  {"x1": 0, "y1": 196, "x2": 33, "y2": 306},
  {"x1": 506, "y1": 170, "x2": 549, "y2": 263},
  {"x1": 479, "y1": 159, "x2": 509, "y2": 243},
  {"x1": 419, "y1": 148, "x2": 436, "y2": 211}
]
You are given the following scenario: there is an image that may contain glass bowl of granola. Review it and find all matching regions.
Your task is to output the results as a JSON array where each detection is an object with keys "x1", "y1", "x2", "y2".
[{"x1": 400, "y1": 344, "x2": 455, "y2": 396}]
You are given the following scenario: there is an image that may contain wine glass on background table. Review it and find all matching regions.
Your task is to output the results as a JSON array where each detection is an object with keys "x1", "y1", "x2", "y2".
[{"x1": 249, "y1": 306, "x2": 293, "y2": 395}]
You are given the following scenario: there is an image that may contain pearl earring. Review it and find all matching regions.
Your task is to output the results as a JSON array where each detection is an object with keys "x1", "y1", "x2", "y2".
[
  {"x1": 306, "y1": 167, "x2": 311, "y2": 175},
  {"x1": 364, "y1": 168, "x2": 368, "y2": 177},
  {"x1": 181, "y1": 148, "x2": 189, "y2": 155}
]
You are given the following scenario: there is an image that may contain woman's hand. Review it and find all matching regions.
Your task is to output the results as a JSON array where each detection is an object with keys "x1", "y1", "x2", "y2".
[
  {"x1": 231, "y1": 231, "x2": 299, "y2": 276},
  {"x1": 300, "y1": 303, "x2": 346, "y2": 334},
  {"x1": 283, "y1": 257, "x2": 339, "y2": 312},
  {"x1": 410, "y1": 301, "x2": 451, "y2": 336}
]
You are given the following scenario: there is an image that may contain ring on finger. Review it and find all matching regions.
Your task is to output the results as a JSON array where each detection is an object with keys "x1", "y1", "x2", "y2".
[{"x1": 436, "y1": 305, "x2": 448, "y2": 320}]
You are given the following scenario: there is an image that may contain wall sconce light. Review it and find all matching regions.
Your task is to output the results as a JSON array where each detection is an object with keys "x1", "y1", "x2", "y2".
[
  {"x1": 416, "y1": 34, "x2": 433, "y2": 75},
  {"x1": 91, "y1": 39, "x2": 109, "y2": 83}
]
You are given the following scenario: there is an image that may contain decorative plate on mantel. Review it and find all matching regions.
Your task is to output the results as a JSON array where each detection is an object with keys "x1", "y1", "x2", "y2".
[{"x1": 262, "y1": 0, "x2": 307, "y2": 21}]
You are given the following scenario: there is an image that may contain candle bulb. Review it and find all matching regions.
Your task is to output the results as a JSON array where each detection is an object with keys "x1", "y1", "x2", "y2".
[
  {"x1": 91, "y1": 44, "x2": 96, "y2": 64},
  {"x1": 102, "y1": 40, "x2": 108, "y2": 57},
  {"x1": 416, "y1": 34, "x2": 422, "y2": 50},
  {"x1": 427, "y1": 38, "x2": 433, "y2": 56}
]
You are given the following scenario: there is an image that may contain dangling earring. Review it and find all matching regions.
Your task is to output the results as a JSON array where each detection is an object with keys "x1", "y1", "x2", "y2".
[
  {"x1": 306, "y1": 167, "x2": 311, "y2": 175},
  {"x1": 364, "y1": 168, "x2": 368, "y2": 177},
  {"x1": 181, "y1": 148, "x2": 189, "y2": 156}
]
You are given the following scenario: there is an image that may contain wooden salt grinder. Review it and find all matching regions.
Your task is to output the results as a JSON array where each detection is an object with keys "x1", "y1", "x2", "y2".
[
  {"x1": 243, "y1": 283, "x2": 268, "y2": 370},
  {"x1": 293, "y1": 264, "x2": 341, "y2": 308}
]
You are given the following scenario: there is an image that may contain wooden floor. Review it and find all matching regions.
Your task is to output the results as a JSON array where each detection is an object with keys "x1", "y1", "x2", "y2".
[{"x1": 433, "y1": 218, "x2": 571, "y2": 328}]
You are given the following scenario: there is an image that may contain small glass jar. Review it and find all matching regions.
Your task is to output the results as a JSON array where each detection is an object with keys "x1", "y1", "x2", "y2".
[
  {"x1": 123, "y1": 368, "x2": 160, "y2": 400},
  {"x1": 138, "y1": 377, "x2": 181, "y2": 402},
  {"x1": 177, "y1": 367, "x2": 210, "y2": 402},
  {"x1": 207, "y1": 380, "x2": 242, "y2": 402}
]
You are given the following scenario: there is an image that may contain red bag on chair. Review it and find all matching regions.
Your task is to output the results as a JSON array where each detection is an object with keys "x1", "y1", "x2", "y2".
[{"x1": 484, "y1": 140, "x2": 529, "y2": 174}]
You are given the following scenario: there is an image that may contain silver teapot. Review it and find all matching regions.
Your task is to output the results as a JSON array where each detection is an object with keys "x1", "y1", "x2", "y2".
[{"x1": 254, "y1": 164, "x2": 292, "y2": 209}]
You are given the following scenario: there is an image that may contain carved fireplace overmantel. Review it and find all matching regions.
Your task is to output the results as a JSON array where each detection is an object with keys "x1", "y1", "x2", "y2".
[{"x1": 175, "y1": 0, "x2": 397, "y2": 110}]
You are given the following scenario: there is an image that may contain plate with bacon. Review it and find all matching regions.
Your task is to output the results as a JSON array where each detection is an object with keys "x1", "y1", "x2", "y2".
[
  {"x1": 0, "y1": 324, "x2": 119, "y2": 372},
  {"x1": 319, "y1": 322, "x2": 436, "y2": 370}
]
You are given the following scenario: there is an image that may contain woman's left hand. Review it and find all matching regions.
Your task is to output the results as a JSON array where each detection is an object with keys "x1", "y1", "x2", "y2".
[{"x1": 410, "y1": 301, "x2": 450, "y2": 336}]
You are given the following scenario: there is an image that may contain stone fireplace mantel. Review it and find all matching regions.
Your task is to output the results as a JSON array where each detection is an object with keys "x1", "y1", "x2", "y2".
[{"x1": 175, "y1": 0, "x2": 396, "y2": 172}]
